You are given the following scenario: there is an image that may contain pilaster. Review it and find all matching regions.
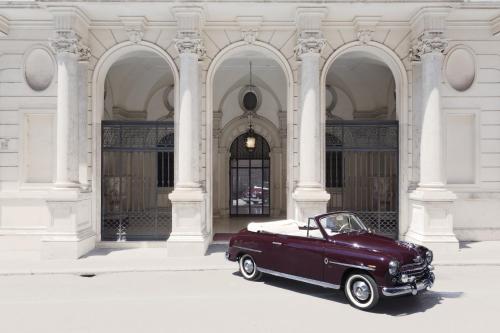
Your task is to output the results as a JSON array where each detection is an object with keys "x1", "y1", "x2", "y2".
[
  {"x1": 406, "y1": 8, "x2": 458, "y2": 253},
  {"x1": 292, "y1": 8, "x2": 330, "y2": 222}
]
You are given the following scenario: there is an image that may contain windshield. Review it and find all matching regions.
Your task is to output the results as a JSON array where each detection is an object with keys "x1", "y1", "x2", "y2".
[{"x1": 318, "y1": 213, "x2": 368, "y2": 236}]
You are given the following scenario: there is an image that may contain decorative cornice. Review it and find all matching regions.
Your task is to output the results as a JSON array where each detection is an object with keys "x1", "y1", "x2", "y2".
[
  {"x1": 119, "y1": 16, "x2": 147, "y2": 43},
  {"x1": 0, "y1": 15, "x2": 8, "y2": 37}
]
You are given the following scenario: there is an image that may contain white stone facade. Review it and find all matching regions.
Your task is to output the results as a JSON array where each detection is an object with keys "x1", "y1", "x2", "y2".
[{"x1": 0, "y1": 1, "x2": 500, "y2": 258}]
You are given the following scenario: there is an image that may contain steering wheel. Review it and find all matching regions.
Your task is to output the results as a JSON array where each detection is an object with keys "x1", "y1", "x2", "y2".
[{"x1": 338, "y1": 223, "x2": 349, "y2": 233}]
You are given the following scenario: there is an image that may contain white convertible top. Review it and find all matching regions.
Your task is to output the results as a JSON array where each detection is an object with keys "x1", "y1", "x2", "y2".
[{"x1": 247, "y1": 219, "x2": 323, "y2": 238}]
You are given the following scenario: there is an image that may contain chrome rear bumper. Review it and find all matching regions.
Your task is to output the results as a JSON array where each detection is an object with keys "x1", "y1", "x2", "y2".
[{"x1": 382, "y1": 272, "x2": 435, "y2": 297}]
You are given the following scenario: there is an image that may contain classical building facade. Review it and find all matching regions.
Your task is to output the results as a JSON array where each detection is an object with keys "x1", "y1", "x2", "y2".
[{"x1": 1, "y1": 1, "x2": 500, "y2": 258}]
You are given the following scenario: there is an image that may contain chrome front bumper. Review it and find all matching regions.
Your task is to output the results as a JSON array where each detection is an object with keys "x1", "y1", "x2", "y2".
[{"x1": 382, "y1": 272, "x2": 435, "y2": 297}]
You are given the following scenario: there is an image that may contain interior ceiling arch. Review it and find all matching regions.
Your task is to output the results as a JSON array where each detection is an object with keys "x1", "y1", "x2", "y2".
[
  {"x1": 326, "y1": 50, "x2": 395, "y2": 115},
  {"x1": 106, "y1": 50, "x2": 175, "y2": 113}
]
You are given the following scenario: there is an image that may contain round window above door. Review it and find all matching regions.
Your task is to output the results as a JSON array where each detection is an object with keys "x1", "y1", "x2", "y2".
[{"x1": 239, "y1": 85, "x2": 262, "y2": 114}]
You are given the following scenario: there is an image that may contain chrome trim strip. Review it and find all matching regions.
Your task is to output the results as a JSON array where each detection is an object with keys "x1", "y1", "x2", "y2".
[
  {"x1": 259, "y1": 268, "x2": 340, "y2": 290},
  {"x1": 326, "y1": 260, "x2": 376, "y2": 271},
  {"x1": 234, "y1": 246, "x2": 262, "y2": 253}
]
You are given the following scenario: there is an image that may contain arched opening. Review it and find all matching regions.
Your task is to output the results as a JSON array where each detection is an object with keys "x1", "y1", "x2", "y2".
[
  {"x1": 229, "y1": 132, "x2": 271, "y2": 216},
  {"x1": 323, "y1": 46, "x2": 404, "y2": 239},
  {"x1": 208, "y1": 43, "x2": 291, "y2": 236},
  {"x1": 94, "y1": 46, "x2": 177, "y2": 241}
]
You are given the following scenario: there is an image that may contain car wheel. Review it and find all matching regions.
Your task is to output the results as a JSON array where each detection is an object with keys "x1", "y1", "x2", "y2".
[
  {"x1": 239, "y1": 254, "x2": 262, "y2": 281},
  {"x1": 344, "y1": 273, "x2": 380, "y2": 310}
]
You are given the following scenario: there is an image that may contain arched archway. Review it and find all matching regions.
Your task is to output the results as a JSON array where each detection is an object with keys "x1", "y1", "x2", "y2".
[
  {"x1": 206, "y1": 41, "x2": 294, "y2": 235},
  {"x1": 91, "y1": 41, "x2": 179, "y2": 241},
  {"x1": 320, "y1": 41, "x2": 409, "y2": 239}
]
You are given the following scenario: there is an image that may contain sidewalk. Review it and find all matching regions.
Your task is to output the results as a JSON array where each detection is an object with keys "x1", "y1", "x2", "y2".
[{"x1": 0, "y1": 241, "x2": 499, "y2": 276}]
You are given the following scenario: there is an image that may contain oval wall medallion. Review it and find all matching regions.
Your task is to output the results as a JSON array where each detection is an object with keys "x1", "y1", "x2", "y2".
[
  {"x1": 445, "y1": 47, "x2": 475, "y2": 92},
  {"x1": 24, "y1": 47, "x2": 55, "y2": 91}
]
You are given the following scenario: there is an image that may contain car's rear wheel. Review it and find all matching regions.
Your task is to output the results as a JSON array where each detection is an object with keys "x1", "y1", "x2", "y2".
[
  {"x1": 344, "y1": 273, "x2": 379, "y2": 310},
  {"x1": 239, "y1": 254, "x2": 262, "y2": 281}
]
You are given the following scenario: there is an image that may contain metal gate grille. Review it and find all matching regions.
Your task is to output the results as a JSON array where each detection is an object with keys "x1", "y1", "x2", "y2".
[
  {"x1": 101, "y1": 121, "x2": 174, "y2": 241},
  {"x1": 326, "y1": 121, "x2": 399, "y2": 238}
]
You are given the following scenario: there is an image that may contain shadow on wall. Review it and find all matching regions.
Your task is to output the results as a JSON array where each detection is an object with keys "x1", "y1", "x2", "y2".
[{"x1": 232, "y1": 271, "x2": 463, "y2": 316}]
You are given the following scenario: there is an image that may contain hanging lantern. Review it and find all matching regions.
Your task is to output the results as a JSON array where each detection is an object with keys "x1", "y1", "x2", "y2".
[{"x1": 245, "y1": 125, "x2": 256, "y2": 152}]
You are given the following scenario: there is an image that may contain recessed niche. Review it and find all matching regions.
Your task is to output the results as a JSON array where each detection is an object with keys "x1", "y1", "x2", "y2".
[
  {"x1": 24, "y1": 47, "x2": 55, "y2": 91},
  {"x1": 445, "y1": 47, "x2": 476, "y2": 92}
]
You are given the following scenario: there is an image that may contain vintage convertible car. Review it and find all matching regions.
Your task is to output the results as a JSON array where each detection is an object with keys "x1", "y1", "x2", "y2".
[{"x1": 226, "y1": 212, "x2": 435, "y2": 310}]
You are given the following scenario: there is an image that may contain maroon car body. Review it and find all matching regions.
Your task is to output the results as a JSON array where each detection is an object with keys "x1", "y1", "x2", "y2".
[{"x1": 226, "y1": 212, "x2": 435, "y2": 310}]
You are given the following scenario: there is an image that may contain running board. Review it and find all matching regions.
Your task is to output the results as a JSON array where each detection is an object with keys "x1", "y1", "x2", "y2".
[{"x1": 259, "y1": 268, "x2": 340, "y2": 290}]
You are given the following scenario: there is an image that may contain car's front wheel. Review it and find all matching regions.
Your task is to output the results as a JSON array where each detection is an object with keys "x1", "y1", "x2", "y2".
[
  {"x1": 239, "y1": 254, "x2": 262, "y2": 281},
  {"x1": 344, "y1": 273, "x2": 380, "y2": 310}
]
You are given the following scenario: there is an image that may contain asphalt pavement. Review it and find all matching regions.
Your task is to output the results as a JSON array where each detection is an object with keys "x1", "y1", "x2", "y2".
[{"x1": 0, "y1": 265, "x2": 496, "y2": 333}]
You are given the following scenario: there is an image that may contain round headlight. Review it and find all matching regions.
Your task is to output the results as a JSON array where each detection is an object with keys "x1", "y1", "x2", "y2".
[
  {"x1": 426, "y1": 250, "x2": 433, "y2": 264},
  {"x1": 388, "y1": 260, "x2": 400, "y2": 276}
]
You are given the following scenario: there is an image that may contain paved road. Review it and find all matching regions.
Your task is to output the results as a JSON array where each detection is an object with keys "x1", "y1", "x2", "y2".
[{"x1": 0, "y1": 265, "x2": 496, "y2": 333}]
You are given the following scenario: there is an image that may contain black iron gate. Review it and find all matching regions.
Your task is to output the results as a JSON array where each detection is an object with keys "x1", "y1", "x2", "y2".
[
  {"x1": 326, "y1": 121, "x2": 399, "y2": 238},
  {"x1": 101, "y1": 121, "x2": 174, "y2": 241}
]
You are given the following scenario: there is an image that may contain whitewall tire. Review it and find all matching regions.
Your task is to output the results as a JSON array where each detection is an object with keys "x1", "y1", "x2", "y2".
[
  {"x1": 239, "y1": 254, "x2": 262, "y2": 281},
  {"x1": 344, "y1": 273, "x2": 380, "y2": 310}
]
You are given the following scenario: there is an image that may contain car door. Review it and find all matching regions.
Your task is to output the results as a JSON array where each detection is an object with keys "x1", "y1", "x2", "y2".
[{"x1": 281, "y1": 235, "x2": 326, "y2": 282}]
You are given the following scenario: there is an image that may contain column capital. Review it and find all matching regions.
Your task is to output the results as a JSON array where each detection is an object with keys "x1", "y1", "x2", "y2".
[
  {"x1": 50, "y1": 30, "x2": 79, "y2": 55},
  {"x1": 294, "y1": 34, "x2": 326, "y2": 59},
  {"x1": 410, "y1": 34, "x2": 448, "y2": 62},
  {"x1": 175, "y1": 36, "x2": 206, "y2": 57},
  {"x1": 295, "y1": 7, "x2": 327, "y2": 59},
  {"x1": 172, "y1": 6, "x2": 206, "y2": 58}
]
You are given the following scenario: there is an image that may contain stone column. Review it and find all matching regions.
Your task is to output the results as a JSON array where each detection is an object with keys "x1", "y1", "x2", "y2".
[
  {"x1": 51, "y1": 32, "x2": 80, "y2": 188},
  {"x1": 406, "y1": 16, "x2": 458, "y2": 252},
  {"x1": 42, "y1": 8, "x2": 96, "y2": 259},
  {"x1": 167, "y1": 7, "x2": 209, "y2": 256},
  {"x1": 291, "y1": 8, "x2": 330, "y2": 222}
]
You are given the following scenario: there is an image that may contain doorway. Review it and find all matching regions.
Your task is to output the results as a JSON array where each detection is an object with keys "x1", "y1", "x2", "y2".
[{"x1": 229, "y1": 132, "x2": 270, "y2": 216}]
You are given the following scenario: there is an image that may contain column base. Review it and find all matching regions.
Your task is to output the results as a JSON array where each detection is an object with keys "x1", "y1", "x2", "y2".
[
  {"x1": 292, "y1": 186, "x2": 330, "y2": 222},
  {"x1": 41, "y1": 190, "x2": 96, "y2": 260},
  {"x1": 166, "y1": 187, "x2": 209, "y2": 257},
  {"x1": 406, "y1": 187, "x2": 459, "y2": 253}
]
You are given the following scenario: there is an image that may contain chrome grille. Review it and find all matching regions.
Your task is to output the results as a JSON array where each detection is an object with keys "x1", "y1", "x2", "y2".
[{"x1": 401, "y1": 262, "x2": 427, "y2": 280}]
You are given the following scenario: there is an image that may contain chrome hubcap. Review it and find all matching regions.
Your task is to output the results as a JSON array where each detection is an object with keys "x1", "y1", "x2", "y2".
[
  {"x1": 352, "y1": 280, "x2": 370, "y2": 301},
  {"x1": 243, "y1": 259, "x2": 254, "y2": 274}
]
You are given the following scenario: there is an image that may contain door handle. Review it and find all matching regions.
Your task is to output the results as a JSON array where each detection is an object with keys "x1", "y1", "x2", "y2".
[{"x1": 272, "y1": 241, "x2": 282, "y2": 246}]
